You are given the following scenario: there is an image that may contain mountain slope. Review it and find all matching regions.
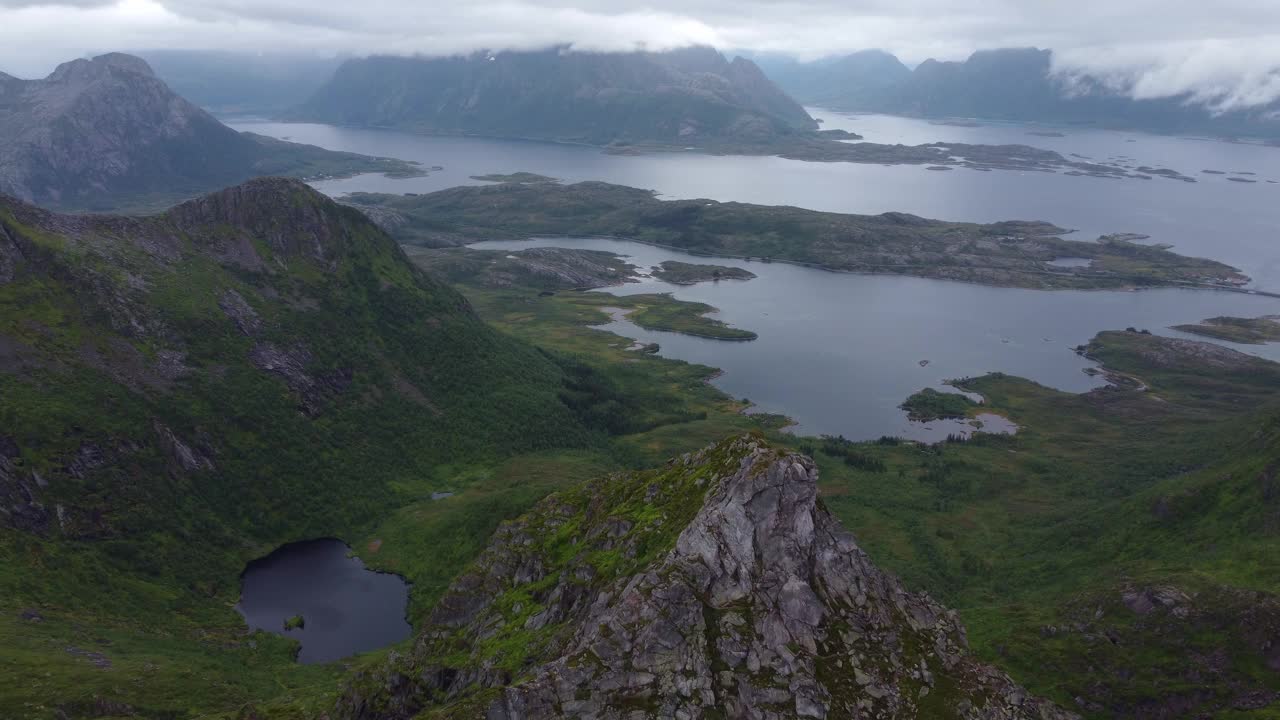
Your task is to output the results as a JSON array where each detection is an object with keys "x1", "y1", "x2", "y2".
[
  {"x1": 0, "y1": 54, "x2": 417, "y2": 211},
  {"x1": 752, "y1": 50, "x2": 911, "y2": 108},
  {"x1": 335, "y1": 435, "x2": 1075, "y2": 719},
  {"x1": 290, "y1": 47, "x2": 817, "y2": 145},
  {"x1": 768, "y1": 47, "x2": 1280, "y2": 139},
  {"x1": 0, "y1": 177, "x2": 649, "y2": 715}
]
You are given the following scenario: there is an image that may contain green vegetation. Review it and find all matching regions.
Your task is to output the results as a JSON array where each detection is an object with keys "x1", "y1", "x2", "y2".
[
  {"x1": 283, "y1": 615, "x2": 305, "y2": 631},
  {"x1": 406, "y1": 249, "x2": 757, "y2": 341},
  {"x1": 7, "y1": 176, "x2": 1280, "y2": 719},
  {"x1": 650, "y1": 260, "x2": 757, "y2": 285},
  {"x1": 814, "y1": 332, "x2": 1280, "y2": 717},
  {"x1": 401, "y1": 241, "x2": 1280, "y2": 718},
  {"x1": 899, "y1": 387, "x2": 979, "y2": 421},
  {"x1": 0, "y1": 178, "x2": 775, "y2": 719},
  {"x1": 1173, "y1": 315, "x2": 1280, "y2": 344},
  {"x1": 404, "y1": 246, "x2": 638, "y2": 291},
  {"x1": 345, "y1": 180, "x2": 1247, "y2": 289}
]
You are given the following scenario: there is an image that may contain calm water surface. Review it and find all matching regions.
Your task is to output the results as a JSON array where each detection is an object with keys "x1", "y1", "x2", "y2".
[
  {"x1": 226, "y1": 116, "x2": 1280, "y2": 439},
  {"x1": 236, "y1": 539, "x2": 410, "y2": 664},
  {"x1": 474, "y1": 237, "x2": 1280, "y2": 441},
  {"x1": 232, "y1": 113, "x2": 1280, "y2": 288}
]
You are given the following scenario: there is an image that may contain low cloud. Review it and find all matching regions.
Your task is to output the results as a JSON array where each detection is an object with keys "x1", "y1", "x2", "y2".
[
  {"x1": 2, "y1": 0, "x2": 1280, "y2": 110},
  {"x1": 1054, "y1": 39, "x2": 1280, "y2": 113}
]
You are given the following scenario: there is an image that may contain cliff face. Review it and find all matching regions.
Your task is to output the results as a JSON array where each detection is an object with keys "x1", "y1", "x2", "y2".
[
  {"x1": 336, "y1": 435, "x2": 1075, "y2": 719},
  {"x1": 291, "y1": 46, "x2": 817, "y2": 145}
]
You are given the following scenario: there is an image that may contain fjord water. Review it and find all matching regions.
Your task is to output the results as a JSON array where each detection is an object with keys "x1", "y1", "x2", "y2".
[
  {"x1": 232, "y1": 113, "x2": 1280, "y2": 288},
  {"x1": 236, "y1": 539, "x2": 410, "y2": 664},
  {"x1": 472, "y1": 237, "x2": 1280, "y2": 440},
  {"x1": 228, "y1": 115, "x2": 1280, "y2": 439}
]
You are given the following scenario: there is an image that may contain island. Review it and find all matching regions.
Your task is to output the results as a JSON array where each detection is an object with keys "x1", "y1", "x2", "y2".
[
  {"x1": 651, "y1": 261, "x2": 757, "y2": 285},
  {"x1": 469, "y1": 172, "x2": 559, "y2": 184},
  {"x1": 1172, "y1": 316, "x2": 1280, "y2": 344},
  {"x1": 405, "y1": 247, "x2": 758, "y2": 341},
  {"x1": 346, "y1": 180, "x2": 1249, "y2": 291},
  {"x1": 899, "y1": 388, "x2": 979, "y2": 421}
]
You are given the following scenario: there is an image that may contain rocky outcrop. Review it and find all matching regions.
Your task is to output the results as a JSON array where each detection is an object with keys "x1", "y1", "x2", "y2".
[{"x1": 335, "y1": 436, "x2": 1075, "y2": 719}]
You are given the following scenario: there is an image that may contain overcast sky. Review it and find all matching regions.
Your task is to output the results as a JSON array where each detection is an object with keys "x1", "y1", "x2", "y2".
[{"x1": 3, "y1": 0, "x2": 1280, "y2": 110}]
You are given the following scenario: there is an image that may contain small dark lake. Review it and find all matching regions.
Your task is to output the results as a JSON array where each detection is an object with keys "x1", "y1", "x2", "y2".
[{"x1": 236, "y1": 539, "x2": 410, "y2": 664}]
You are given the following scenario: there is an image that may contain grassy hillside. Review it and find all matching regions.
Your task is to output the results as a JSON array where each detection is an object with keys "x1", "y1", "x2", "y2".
[
  {"x1": 813, "y1": 332, "x2": 1280, "y2": 717},
  {"x1": 430, "y1": 259, "x2": 1280, "y2": 719},
  {"x1": 0, "y1": 178, "x2": 777, "y2": 718}
]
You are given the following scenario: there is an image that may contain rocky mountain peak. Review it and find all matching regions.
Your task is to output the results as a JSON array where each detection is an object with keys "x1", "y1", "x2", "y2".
[
  {"x1": 336, "y1": 435, "x2": 1075, "y2": 719},
  {"x1": 47, "y1": 52, "x2": 157, "y2": 83},
  {"x1": 166, "y1": 177, "x2": 391, "y2": 267}
]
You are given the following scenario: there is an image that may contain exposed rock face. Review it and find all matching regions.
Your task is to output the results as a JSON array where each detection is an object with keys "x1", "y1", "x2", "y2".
[
  {"x1": 0, "y1": 53, "x2": 413, "y2": 211},
  {"x1": 291, "y1": 46, "x2": 816, "y2": 145},
  {"x1": 0, "y1": 54, "x2": 261, "y2": 208},
  {"x1": 335, "y1": 436, "x2": 1075, "y2": 719}
]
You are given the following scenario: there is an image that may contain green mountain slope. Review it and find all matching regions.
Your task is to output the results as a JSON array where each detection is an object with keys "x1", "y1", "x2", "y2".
[{"x1": 0, "y1": 177, "x2": 636, "y2": 717}]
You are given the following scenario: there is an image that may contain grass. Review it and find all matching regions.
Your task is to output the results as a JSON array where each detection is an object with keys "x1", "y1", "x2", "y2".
[
  {"x1": 650, "y1": 260, "x2": 756, "y2": 285},
  {"x1": 1172, "y1": 315, "x2": 1280, "y2": 344},
  {"x1": 899, "y1": 387, "x2": 979, "y2": 421},
  {"x1": 805, "y1": 332, "x2": 1280, "y2": 717}
]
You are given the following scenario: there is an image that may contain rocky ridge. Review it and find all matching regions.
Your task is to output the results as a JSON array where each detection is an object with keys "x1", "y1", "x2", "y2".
[{"x1": 334, "y1": 435, "x2": 1075, "y2": 719}]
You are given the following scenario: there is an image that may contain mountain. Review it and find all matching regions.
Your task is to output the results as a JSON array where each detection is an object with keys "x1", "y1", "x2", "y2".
[
  {"x1": 0, "y1": 53, "x2": 417, "y2": 211},
  {"x1": 768, "y1": 47, "x2": 1280, "y2": 139},
  {"x1": 0, "y1": 176, "x2": 621, "y2": 652},
  {"x1": 334, "y1": 434, "x2": 1075, "y2": 719},
  {"x1": 750, "y1": 50, "x2": 911, "y2": 108},
  {"x1": 138, "y1": 50, "x2": 344, "y2": 115},
  {"x1": 289, "y1": 47, "x2": 818, "y2": 145}
]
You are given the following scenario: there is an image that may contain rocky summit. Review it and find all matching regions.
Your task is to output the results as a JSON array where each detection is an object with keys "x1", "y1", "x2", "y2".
[
  {"x1": 334, "y1": 435, "x2": 1075, "y2": 719},
  {"x1": 0, "y1": 53, "x2": 414, "y2": 211}
]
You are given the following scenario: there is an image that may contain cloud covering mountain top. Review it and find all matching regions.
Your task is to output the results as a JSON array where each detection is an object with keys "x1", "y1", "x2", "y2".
[{"x1": 3, "y1": 0, "x2": 1279, "y2": 110}]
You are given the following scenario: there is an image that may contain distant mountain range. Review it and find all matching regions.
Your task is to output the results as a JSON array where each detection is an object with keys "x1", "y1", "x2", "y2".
[
  {"x1": 288, "y1": 47, "x2": 817, "y2": 145},
  {"x1": 138, "y1": 50, "x2": 344, "y2": 116},
  {"x1": 0, "y1": 53, "x2": 416, "y2": 211},
  {"x1": 758, "y1": 47, "x2": 1280, "y2": 139}
]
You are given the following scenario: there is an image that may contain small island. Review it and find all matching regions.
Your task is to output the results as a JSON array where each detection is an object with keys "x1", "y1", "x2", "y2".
[
  {"x1": 469, "y1": 172, "x2": 559, "y2": 184},
  {"x1": 1172, "y1": 316, "x2": 1280, "y2": 344},
  {"x1": 651, "y1": 261, "x2": 757, "y2": 285},
  {"x1": 283, "y1": 614, "x2": 305, "y2": 631},
  {"x1": 900, "y1": 388, "x2": 979, "y2": 422}
]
